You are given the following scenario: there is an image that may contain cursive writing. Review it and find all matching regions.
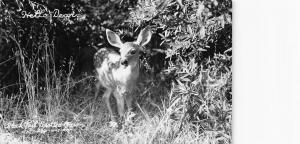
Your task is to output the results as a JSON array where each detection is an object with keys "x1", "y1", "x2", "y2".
[{"x1": 20, "y1": 1, "x2": 85, "y2": 24}]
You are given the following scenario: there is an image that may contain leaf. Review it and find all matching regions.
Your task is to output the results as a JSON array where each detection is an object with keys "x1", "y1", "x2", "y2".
[
  {"x1": 196, "y1": 2, "x2": 205, "y2": 18},
  {"x1": 200, "y1": 26, "x2": 206, "y2": 39},
  {"x1": 176, "y1": 0, "x2": 184, "y2": 8},
  {"x1": 187, "y1": 25, "x2": 193, "y2": 35}
]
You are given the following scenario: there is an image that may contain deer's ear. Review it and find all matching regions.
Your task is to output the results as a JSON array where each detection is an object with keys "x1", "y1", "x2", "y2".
[
  {"x1": 136, "y1": 26, "x2": 152, "y2": 46},
  {"x1": 106, "y1": 29, "x2": 123, "y2": 49}
]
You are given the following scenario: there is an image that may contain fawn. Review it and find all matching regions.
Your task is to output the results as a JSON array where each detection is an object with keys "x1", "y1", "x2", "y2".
[{"x1": 94, "y1": 26, "x2": 152, "y2": 124}]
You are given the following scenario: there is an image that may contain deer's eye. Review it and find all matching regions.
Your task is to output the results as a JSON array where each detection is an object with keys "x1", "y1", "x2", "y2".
[{"x1": 130, "y1": 50, "x2": 136, "y2": 55}]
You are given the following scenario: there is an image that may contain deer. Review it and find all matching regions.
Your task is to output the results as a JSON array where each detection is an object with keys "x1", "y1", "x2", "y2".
[{"x1": 93, "y1": 26, "x2": 152, "y2": 126}]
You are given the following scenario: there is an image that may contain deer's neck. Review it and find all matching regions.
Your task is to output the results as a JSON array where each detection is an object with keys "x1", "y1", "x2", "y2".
[
  {"x1": 129, "y1": 59, "x2": 140, "y2": 70},
  {"x1": 112, "y1": 59, "x2": 140, "y2": 88}
]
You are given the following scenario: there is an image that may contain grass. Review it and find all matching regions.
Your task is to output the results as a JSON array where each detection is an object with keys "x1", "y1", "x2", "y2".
[
  {"x1": 0, "y1": 70, "x2": 231, "y2": 144},
  {"x1": 0, "y1": 77, "x2": 231, "y2": 144},
  {"x1": 0, "y1": 99, "x2": 230, "y2": 144}
]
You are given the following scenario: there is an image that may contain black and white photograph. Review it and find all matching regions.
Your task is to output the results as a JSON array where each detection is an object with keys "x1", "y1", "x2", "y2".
[{"x1": 0, "y1": 0, "x2": 232, "y2": 143}]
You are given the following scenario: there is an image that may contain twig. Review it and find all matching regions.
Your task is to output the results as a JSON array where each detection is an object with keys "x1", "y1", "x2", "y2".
[
  {"x1": 0, "y1": 83, "x2": 24, "y2": 90},
  {"x1": 0, "y1": 56, "x2": 16, "y2": 66}
]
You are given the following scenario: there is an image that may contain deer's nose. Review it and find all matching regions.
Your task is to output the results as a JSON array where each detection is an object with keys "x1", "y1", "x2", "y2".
[{"x1": 121, "y1": 59, "x2": 128, "y2": 66}]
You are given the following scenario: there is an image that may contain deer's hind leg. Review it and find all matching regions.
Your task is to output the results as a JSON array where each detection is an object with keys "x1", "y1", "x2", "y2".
[
  {"x1": 94, "y1": 81, "x2": 101, "y2": 99},
  {"x1": 125, "y1": 93, "x2": 133, "y2": 112}
]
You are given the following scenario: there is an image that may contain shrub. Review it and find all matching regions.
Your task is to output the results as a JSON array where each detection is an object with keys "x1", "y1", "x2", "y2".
[{"x1": 128, "y1": 0, "x2": 232, "y2": 140}]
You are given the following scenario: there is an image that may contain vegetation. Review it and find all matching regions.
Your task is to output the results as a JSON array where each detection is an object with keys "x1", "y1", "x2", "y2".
[{"x1": 0, "y1": 0, "x2": 232, "y2": 143}]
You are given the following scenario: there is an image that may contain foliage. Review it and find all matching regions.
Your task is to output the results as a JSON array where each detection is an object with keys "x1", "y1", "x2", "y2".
[{"x1": 128, "y1": 0, "x2": 232, "y2": 142}]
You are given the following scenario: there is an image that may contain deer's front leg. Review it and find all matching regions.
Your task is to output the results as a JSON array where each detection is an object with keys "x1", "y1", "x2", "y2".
[
  {"x1": 125, "y1": 92, "x2": 133, "y2": 112},
  {"x1": 113, "y1": 90, "x2": 125, "y2": 119}
]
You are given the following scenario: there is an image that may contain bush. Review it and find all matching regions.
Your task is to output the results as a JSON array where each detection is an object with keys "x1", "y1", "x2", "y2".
[{"x1": 128, "y1": 0, "x2": 232, "y2": 141}]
